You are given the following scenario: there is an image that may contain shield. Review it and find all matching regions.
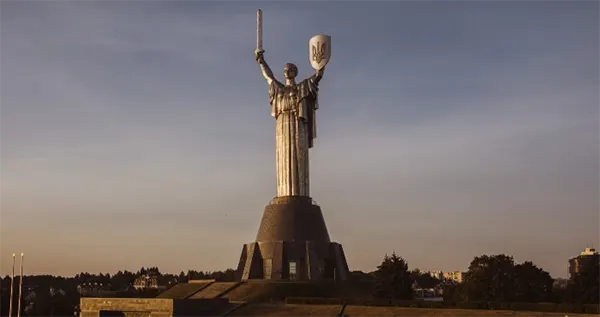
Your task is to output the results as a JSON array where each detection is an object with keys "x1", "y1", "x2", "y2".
[{"x1": 309, "y1": 34, "x2": 331, "y2": 70}]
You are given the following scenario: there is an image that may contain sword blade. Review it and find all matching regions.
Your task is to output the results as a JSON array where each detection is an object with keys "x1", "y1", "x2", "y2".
[{"x1": 257, "y1": 9, "x2": 263, "y2": 51}]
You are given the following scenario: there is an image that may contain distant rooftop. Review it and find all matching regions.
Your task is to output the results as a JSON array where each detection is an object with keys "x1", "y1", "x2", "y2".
[{"x1": 580, "y1": 247, "x2": 598, "y2": 256}]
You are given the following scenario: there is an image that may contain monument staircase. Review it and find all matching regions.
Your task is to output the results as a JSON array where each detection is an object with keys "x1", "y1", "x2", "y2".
[
  {"x1": 189, "y1": 282, "x2": 240, "y2": 299},
  {"x1": 156, "y1": 279, "x2": 365, "y2": 302},
  {"x1": 155, "y1": 279, "x2": 214, "y2": 299},
  {"x1": 156, "y1": 280, "x2": 244, "y2": 300}
]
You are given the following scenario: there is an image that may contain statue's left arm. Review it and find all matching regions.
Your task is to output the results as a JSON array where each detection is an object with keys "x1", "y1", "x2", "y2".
[
  {"x1": 298, "y1": 66, "x2": 325, "y2": 104},
  {"x1": 312, "y1": 67, "x2": 325, "y2": 85},
  {"x1": 298, "y1": 67, "x2": 325, "y2": 148},
  {"x1": 314, "y1": 67, "x2": 325, "y2": 84}
]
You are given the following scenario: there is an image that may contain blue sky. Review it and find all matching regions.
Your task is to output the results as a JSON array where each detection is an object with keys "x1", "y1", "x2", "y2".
[{"x1": 1, "y1": 1, "x2": 598, "y2": 278}]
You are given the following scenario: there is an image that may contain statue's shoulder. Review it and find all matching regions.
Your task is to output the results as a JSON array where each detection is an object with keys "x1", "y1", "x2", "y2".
[
  {"x1": 270, "y1": 79, "x2": 284, "y2": 89},
  {"x1": 296, "y1": 76, "x2": 318, "y2": 98},
  {"x1": 300, "y1": 75, "x2": 320, "y2": 87},
  {"x1": 299, "y1": 76, "x2": 312, "y2": 84},
  {"x1": 269, "y1": 80, "x2": 284, "y2": 99}
]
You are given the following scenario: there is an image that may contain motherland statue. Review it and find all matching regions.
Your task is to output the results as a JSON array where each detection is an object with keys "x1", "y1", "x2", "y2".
[
  {"x1": 253, "y1": 12, "x2": 329, "y2": 198},
  {"x1": 235, "y1": 9, "x2": 348, "y2": 282}
]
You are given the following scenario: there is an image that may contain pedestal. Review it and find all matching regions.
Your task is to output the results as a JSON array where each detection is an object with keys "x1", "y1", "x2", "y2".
[{"x1": 235, "y1": 196, "x2": 349, "y2": 281}]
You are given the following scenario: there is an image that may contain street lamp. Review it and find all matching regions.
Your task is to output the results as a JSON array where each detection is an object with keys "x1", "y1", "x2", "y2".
[
  {"x1": 17, "y1": 253, "x2": 24, "y2": 317},
  {"x1": 9, "y1": 254, "x2": 15, "y2": 317}
]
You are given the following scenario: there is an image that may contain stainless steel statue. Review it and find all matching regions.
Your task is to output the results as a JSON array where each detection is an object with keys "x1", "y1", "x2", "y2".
[{"x1": 255, "y1": 9, "x2": 331, "y2": 197}]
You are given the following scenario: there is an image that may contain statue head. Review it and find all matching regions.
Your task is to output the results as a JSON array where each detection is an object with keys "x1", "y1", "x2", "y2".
[{"x1": 283, "y1": 63, "x2": 298, "y2": 80}]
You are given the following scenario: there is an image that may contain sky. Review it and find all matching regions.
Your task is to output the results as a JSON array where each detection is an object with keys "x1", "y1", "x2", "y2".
[{"x1": 1, "y1": 1, "x2": 598, "y2": 278}]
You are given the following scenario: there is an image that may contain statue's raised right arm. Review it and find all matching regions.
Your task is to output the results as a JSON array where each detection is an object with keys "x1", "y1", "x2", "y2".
[{"x1": 255, "y1": 49, "x2": 276, "y2": 86}]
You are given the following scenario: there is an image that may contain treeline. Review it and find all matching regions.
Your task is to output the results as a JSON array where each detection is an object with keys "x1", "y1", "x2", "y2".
[
  {"x1": 372, "y1": 253, "x2": 599, "y2": 305},
  {"x1": 0, "y1": 252, "x2": 597, "y2": 316},
  {"x1": 0, "y1": 267, "x2": 237, "y2": 316},
  {"x1": 73, "y1": 267, "x2": 237, "y2": 288}
]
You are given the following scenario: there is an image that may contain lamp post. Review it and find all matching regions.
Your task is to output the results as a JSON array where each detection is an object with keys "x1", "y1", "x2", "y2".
[
  {"x1": 8, "y1": 254, "x2": 15, "y2": 317},
  {"x1": 17, "y1": 253, "x2": 24, "y2": 317}
]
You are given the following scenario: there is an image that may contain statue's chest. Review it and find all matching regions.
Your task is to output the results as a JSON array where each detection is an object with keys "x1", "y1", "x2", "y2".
[{"x1": 277, "y1": 86, "x2": 299, "y2": 111}]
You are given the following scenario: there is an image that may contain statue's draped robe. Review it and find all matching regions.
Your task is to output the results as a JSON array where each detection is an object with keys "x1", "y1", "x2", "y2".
[{"x1": 269, "y1": 76, "x2": 319, "y2": 197}]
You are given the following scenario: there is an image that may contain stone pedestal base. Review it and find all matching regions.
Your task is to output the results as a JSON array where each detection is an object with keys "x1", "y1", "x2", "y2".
[{"x1": 235, "y1": 196, "x2": 349, "y2": 281}]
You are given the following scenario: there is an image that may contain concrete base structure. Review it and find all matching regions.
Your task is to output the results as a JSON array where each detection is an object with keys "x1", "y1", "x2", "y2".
[
  {"x1": 79, "y1": 298, "x2": 233, "y2": 317},
  {"x1": 236, "y1": 196, "x2": 349, "y2": 281}
]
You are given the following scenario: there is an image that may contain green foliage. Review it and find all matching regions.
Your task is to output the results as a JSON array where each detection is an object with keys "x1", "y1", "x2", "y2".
[
  {"x1": 24, "y1": 291, "x2": 75, "y2": 317},
  {"x1": 438, "y1": 252, "x2": 598, "y2": 307},
  {"x1": 109, "y1": 270, "x2": 136, "y2": 290},
  {"x1": 182, "y1": 269, "x2": 237, "y2": 282},
  {"x1": 566, "y1": 259, "x2": 599, "y2": 304},
  {"x1": 2, "y1": 251, "x2": 598, "y2": 316},
  {"x1": 463, "y1": 254, "x2": 516, "y2": 302},
  {"x1": 372, "y1": 252, "x2": 413, "y2": 300},
  {"x1": 138, "y1": 266, "x2": 160, "y2": 276},
  {"x1": 441, "y1": 280, "x2": 466, "y2": 303},
  {"x1": 0, "y1": 285, "x2": 11, "y2": 317},
  {"x1": 455, "y1": 254, "x2": 555, "y2": 303},
  {"x1": 410, "y1": 269, "x2": 442, "y2": 289},
  {"x1": 513, "y1": 261, "x2": 554, "y2": 302},
  {"x1": 0, "y1": 267, "x2": 237, "y2": 316}
]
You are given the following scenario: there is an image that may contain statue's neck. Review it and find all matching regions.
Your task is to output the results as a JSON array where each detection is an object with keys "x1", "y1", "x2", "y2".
[{"x1": 285, "y1": 79, "x2": 296, "y2": 86}]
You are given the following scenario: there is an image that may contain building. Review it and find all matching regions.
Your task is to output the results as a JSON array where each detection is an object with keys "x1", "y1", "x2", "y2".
[
  {"x1": 568, "y1": 247, "x2": 599, "y2": 279},
  {"x1": 443, "y1": 271, "x2": 464, "y2": 283},
  {"x1": 425, "y1": 270, "x2": 443, "y2": 280},
  {"x1": 133, "y1": 274, "x2": 160, "y2": 290},
  {"x1": 77, "y1": 281, "x2": 113, "y2": 296}
]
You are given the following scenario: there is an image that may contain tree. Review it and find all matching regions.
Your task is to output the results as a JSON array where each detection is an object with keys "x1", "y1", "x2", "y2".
[
  {"x1": 0, "y1": 288, "x2": 10, "y2": 312},
  {"x1": 513, "y1": 261, "x2": 554, "y2": 302},
  {"x1": 567, "y1": 259, "x2": 599, "y2": 304},
  {"x1": 458, "y1": 254, "x2": 557, "y2": 303},
  {"x1": 373, "y1": 252, "x2": 413, "y2": 301},
  {"x1": 410, "y1": 269, "x2": 442, "y2": 289},
  {"x1": 178, "y1": 271, "x2": 187, "y2": 282},
  {"x1": 212, "y1": 269, "x2": 236, "y2": 282},
  {"x1": 110, "y1": 271, "x2": 136, "y2": 291},
  {"x1": 442, "y1": 279, "x2": 466, "y2": 303},
  {"x1": 145, "y1": 267, "x2": 161, "y2": 276},
  {"x1": 462, "y1": 254, "x2": 516, "y2": 302}
]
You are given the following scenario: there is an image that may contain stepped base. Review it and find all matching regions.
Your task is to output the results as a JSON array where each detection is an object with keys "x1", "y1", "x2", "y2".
[
  {"x1": 235, "y1": 196, "x2": 349, "y2": 281},
  {"x1": 223, "y1": 280, "x2": 374, "y2": 303}
]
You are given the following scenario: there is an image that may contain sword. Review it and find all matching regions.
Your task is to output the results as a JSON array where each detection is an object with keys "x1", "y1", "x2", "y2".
[{"x1": 256, "y1": 9, "x2": 263, "y2": 52}]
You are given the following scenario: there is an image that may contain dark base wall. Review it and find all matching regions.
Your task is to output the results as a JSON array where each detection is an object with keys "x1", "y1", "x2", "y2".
[
  {"x1": 80, "y1": 298, "x2": 231, "y2": 317},
  {"x1": 236, "y1": 196, "x2": 349, "y2": 281}
]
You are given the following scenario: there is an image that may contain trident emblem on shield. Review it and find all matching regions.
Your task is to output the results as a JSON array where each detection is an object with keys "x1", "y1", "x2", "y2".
[
  {"x1": 309, "y1": 34, "x2": 331, "y2": 70},
  {"x1": 312, "y1": 42, "x2": 326, "y2": 64}
]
